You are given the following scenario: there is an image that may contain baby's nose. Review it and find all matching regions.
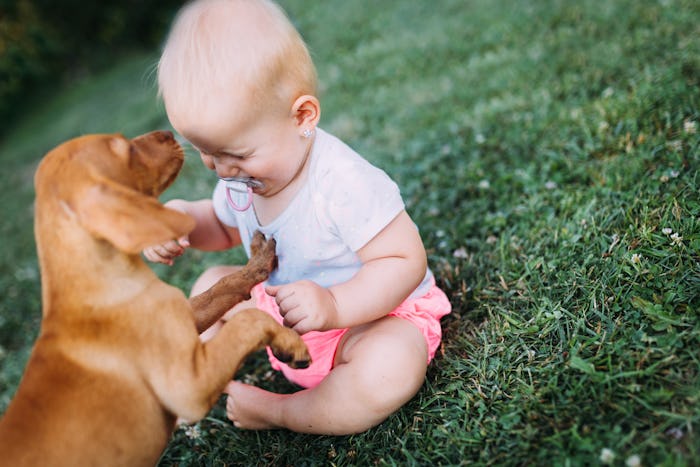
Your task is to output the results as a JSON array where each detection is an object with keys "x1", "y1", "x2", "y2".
[{"x1": 216, "y1": 166, "x2": 242, "y2": 179}]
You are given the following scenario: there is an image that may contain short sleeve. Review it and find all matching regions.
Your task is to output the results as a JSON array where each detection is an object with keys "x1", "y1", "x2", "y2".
[{"x1": 321, "y1": 160, "x2": 404, "y2": 251}]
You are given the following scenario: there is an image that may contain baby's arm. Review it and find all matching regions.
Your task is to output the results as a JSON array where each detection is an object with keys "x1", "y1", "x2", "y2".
[
  {"x1": 267, "y1": 210, "x2": 427, "y2": 333},
  {"x1": 143, "y1": 199, "x2": 241, "y2": 264}
]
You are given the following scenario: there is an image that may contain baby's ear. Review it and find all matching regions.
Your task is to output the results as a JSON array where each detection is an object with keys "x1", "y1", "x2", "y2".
[
  {"x1": 291, "y1": 94, "x2": 321, "y2": 131},
  {"x1": 72, "y1": 177, "x2": 195, "y2": 254}
]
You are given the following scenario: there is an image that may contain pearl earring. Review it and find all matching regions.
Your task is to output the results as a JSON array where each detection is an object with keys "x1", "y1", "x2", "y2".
[{"x1": 302, "y1": 128, "x2": 314, "y2": 138}]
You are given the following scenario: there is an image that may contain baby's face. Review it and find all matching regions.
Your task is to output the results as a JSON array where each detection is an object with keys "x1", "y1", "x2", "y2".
[{"x1": 167, "y1": 97, "x2": 311, "y2": 200}]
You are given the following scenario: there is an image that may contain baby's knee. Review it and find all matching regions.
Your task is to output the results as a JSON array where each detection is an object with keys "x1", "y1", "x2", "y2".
[{"x1": 353, "y1": 337, "x2": 427, "y2": 410}]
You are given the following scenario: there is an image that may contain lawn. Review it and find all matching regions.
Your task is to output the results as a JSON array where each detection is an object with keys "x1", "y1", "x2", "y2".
[{"x1": 1, "y1": 0, "x2": 699, "y2": 465}]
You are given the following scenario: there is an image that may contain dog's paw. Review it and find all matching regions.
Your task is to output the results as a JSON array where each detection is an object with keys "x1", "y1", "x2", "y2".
[
  {"x1": 249, "y1": 230, "x2": 266, "y2": 254},
  {"x1": 247, "y1": 231, "x2": 277, "y2": 278},
  {"x1": 269, "y1": 328, "x2": 311, "y2": 370}
]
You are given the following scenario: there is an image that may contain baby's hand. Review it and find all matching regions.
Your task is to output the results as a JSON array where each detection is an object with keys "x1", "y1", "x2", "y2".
[
  {"x1": 142, "y1": 236, "x2": 190, "y2": 266},
  {"x1": 265, "y1": 280, "x2": 338, "y2": 334}
]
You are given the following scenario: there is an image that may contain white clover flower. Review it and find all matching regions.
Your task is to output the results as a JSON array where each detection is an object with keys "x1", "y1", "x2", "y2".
[
  {"x1": 684, "y1": 119, "x2": 697, "y2": 134},
  {"x1": 665, "y1": 427, "x2": 684, "y2": 440},
  {"x1": 670, "y1": 232, "x2": 683, "y2": 246},
  {"x1": 668, "y1": 140, "x2": 683, "y2": 151},
  {"x1": 475, "y1": 133, "x2": 486, "y2": 144},
  {"x1": 183, "y1": 424, "x2": 202, "y2": 440},
  {"x1": 662, "y1": 228, "x2": 673, "y2": 235},
  {"x1": 602, "y1": 87, "x2": 614, "y2": 98},
  {"x1": 659, "y1": 169, "x2": 681, "y2": 181},
  {"x1": 242, "y1": 373, "x2": 260, "y2": 384},
  {"x1": 453, "y1": 247, "x2": 468, "y2": 259},
  {"x1": 478, "y1": 179, "x2": 491, "y2": 189},
  {"x1": 631, "y1": 253, "x2": 642, "y2": 264},
  {"x1": 626, "y1": 454, "x2": 641, "y2": 467},
  {"x1": 545, "y1": 181, "x2": 558, "y2": 190},
  {"x1": 600, "y1": 448, "x2": 616, "y2": 464}
]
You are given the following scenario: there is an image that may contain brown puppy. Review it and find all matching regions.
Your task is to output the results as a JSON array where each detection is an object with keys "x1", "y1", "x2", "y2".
[{"x1": 0, "y1": 131, "x2": 309, "y2": 466}]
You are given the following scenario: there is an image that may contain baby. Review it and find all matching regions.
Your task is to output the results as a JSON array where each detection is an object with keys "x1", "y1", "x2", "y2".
[{"x1": 145, "y1": 0, "x2": 451, "y2": 435}]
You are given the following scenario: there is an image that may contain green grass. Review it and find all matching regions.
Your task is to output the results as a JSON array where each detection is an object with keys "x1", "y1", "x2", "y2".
[{"x1": 1, "y1": 0, "x2": 699, "y2": 465}]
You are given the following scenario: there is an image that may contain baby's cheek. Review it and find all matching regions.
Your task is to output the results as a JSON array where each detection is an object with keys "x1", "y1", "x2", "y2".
[{"x1": 199, "y1": 153, "x2": 215, "y2": 170}]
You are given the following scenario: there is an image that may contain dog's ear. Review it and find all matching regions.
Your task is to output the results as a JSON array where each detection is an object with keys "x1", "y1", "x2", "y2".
[{"x1": 72, "y1": 177, "x2": 195, "y2": 254}]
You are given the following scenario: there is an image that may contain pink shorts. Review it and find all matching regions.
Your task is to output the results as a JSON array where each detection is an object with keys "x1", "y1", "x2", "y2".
[{"x1": 251, "y1": 279, "x2": 451, "y2": 388}]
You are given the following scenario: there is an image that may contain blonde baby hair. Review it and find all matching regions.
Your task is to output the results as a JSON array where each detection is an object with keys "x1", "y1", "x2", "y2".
[{"x1": 158, "y1": 0, "x2": 317, "y2": 118}]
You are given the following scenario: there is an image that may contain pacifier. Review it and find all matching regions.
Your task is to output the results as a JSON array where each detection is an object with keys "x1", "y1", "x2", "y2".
[{"x1": 221, "y1": 177, "x2": 264, "y2": 211}]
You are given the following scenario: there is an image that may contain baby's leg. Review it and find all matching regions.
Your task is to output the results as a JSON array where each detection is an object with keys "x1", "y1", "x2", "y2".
[
  {"x1": 191, "y1": 265, "x2": 256, "y2": 341},
  {"x1": 225, "y1": 316, "x2": 428, "y2": 434}
]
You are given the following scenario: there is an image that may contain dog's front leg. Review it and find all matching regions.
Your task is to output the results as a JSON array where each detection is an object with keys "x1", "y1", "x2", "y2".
[
  {"x1": 165, "y1": 308, "x2": 309, "y2": 423},
  {"x1": 189, "y1": 232, "x2": 276, "y2": 332}
]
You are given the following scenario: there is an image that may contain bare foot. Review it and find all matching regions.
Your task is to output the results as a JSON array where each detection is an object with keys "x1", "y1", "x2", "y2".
[{"x1": 224, "y1": 380, "x2": 284, "y2": 430}]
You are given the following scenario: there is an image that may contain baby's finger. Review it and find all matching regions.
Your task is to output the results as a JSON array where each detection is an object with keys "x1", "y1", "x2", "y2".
[
  {"x1": 142, "y1": 248, "x2": 157, "y2": 262},
  {"x1": 276, "y1": 291, "x2": 300, "y2": 315},
  {"x1": 273, "y1": 286, "x2": 297, "y2": 306},
  {"x1": 160, "y1": 239, "x2": 185, "y2": 256},
  {"x1": 143, "y1": 248, "x2": 173, "y2": 265},
  {"x1": 281, "y1": 307, "x2": 303, "y2": 329},
  {"x1": 288, "y1": 315, "x2": 313, "y2": 335},
  {"x1": 177, "y1": 236, "x2": 190, "y2": 248}
]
